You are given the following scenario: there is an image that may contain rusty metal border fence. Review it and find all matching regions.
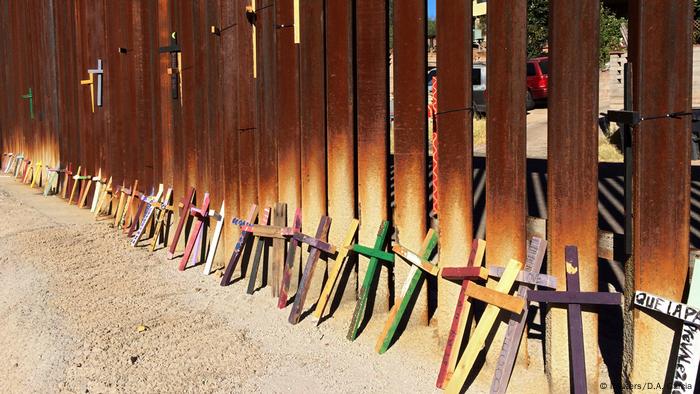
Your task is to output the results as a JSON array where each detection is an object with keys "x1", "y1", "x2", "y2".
[{"x1": 0, "y1": 0, "x2": 693, "y2": 390}]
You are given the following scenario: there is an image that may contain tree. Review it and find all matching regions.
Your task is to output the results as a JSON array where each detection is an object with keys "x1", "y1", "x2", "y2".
[{"x1": 527, "y1": 0, "x2": 626, "y2": 68}]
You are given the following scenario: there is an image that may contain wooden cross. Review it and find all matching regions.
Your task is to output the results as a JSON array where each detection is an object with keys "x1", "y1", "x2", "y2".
[
  {"x1": 2, "y1": 153, "x2": 12, "y2": 173},
  {"x1": 93, "y1": 176, "x2": 114, "y2": 218},
  {"x1": 178, "y1": 192, "x2": 211, "y2": 271},
  {"x1": 127, "y1": 188, "x2": 150, "y2": 237},
  {"x1": 13, "y1": 155, "x2": 24, "y2": 178},
  {"x1": 347, "y1": 220, "x2": 393, "y2": 341},
  {"x1": 312, "y1": 218, "x2": 360, "y2": 322},
  {"x1": 89, "y1": 170, "x2": 105, "y2": 212},
  {"x1": 245, "y1": 207, "x2": 272, "y2": 294},
  {"x1": 17, "y1": 158, "x2": 29, "y2": 181},
  {"x1": 81, "y1": 59, "x2": 103, "y2": 113},
  {"x1": 77, "y1": 170, "x2": 95, "y2": 208},
  {"x1": 9, "y1": 154, "x2": 22, "y2": 177},
  {"x1": 122, "y1": 183, "x2": 142, "y2": 230},
  {"x1": 288, "y1": 216, "x2": 336, "y2": 324},
  {"x1": 238, "y1": 204, "x2": 294, "y2": 294},
  {"x1": 116, "y1": 180, "x2": 139, "y2": 229},
  {"x1": 166, "y1": 186, "x2": 195, "y2": 259},
  {"x1": 43, "y1": 163, "x2": 63, "y2": 196},
  {"x1": 150, "y1": 187, "x2": 174, "y2": 252},
  {"x1": 220, "y1": 204, "x2": 259, "y2": 286},
  {"x1": 202, "y1": 201, "x2": 225, "y2": 275},
  {"x1": 634, "y1": 262, "x2": 700, "y2": 393},
  {"x1": 21, "y1": 88, "x2": 33, "y2": 119},
  {"x1": 59, "y1": 162, "x2": 71, "y2": 199},
  {"x1": 444, "y1": 258, "x2": 526, "y2": 393},
  {"x1": 375, "y1": 229, "x2": 439, "y2": 354},
  {"x1": 277, "y1": 208, "x2": 303, "y2": 307},
  {"x1": 490, "y1": 237, "x2": 552, "y2": 394},
  {"x1": 525, "y1": 246, "x2": 622, "y2": 394},
  {"x1": 436, "y1": 239, "x2": 488, "y2": 389},
  {"x1": 21, "y1": 160, "x2": 33, "y2": 184},
  {"x1": 159, "y1": 32, "x2": 183, "y2": 105},
  {"x1": 29, "y1": 160, "x2": 42, "y2": 188},
  {"x1": 67, "y1": 166, "x2": 84, "y2": 205},
  {"x1": 130, "y1": 184, "x2": 164, "y2": 246}
]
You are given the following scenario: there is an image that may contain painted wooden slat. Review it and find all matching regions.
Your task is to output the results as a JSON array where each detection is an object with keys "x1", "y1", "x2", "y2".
[
  {"x1": 93, "y1": 177, "x2": 113, "y2": 218},
  {"x1": 271, "y1": 203, "x2": 288, "y2": 297},
  {"x1": 352, "y1": 244, "x2": 394, "y2": 263},
  {"x1": 288, "y1": 216, "x2": 332, "y2": 324},
  {"x1": 488, "y1": 266, "x2": 557, "y2": 289},
  {"x1": 166, "y1": 186, "x2": 195, "y2": 259},
  {"x1": 445, "y1": 258, "x2": 523, "y2": 394},
  {"x1": 150, "y1": 188, "x2": 174, "y2": 252},
  {"x1": 436, "y1": 239, "x2": 487, "y2": 389},
  {"x1": 240, "y1": 224, "x2": 293, "y2": 238},
  {"x1": 203, "y1": 202, "x2": 225, "y2": 275},
  {"x1": 526, "y1": 246, "x2": 622, "y2": 394},
  {"x1": 246, "y1": 207, "x2": 271, "y2": 294},
  {"x1": 220, "y1": 204, "x2": 259, "y2": 286},
  {"x1": 313, "y1": 218, "x2": 359, "y2": 322},
  {"x1": 118, "y1": 180, "x2": 139, "y2": 229},
  {"x1": 278, "y1": 208, "x2": 303, "y2": 307},
  {"x1": 347, "y1": 221, "x2": 391, "y2": 341},
  {"x1": 464, "y1": 284, "x2": 524, "y2": 314},
  {"x1": 292, "y1": 232, "x2": 336, "y2": 254},
  {"x1": 67, "y1": 166, "x2": 82, "y2": 205},
  {"x1": 178, "y1": 193, "x2": 211, "y2": 271},
  {"x1": 374, "y1": 230, "x2": 439, "y2": 354},
  {"x1": 491, "y1": 237, "x2": 548, "y2": 394},
  {"x1": 30, "y1": 160, "x2": 41, "y2": 188},
  {"x1": 130, "y1": 186, "x2": 165, "y2": 247},
  {"x1": 392, "y1": 243, "x2": 439, "y2": 276}
]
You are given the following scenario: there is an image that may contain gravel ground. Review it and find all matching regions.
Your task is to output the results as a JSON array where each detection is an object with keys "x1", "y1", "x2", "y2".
[{"x1": 0, "y1": 175, "x2": 564, "y2": 393}]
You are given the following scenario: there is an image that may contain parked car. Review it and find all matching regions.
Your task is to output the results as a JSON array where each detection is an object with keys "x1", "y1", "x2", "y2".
[
  {"x1": 527, "y1": 56, "x2": 549, "y2": 103},
  {"x1": 472, "y1": 63, "x2": 536, "y2": 114}
]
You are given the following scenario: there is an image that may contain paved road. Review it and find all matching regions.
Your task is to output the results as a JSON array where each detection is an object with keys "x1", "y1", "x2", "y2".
[{"x1": 526, "y1": 108, "x2": 548, "y2": 158}]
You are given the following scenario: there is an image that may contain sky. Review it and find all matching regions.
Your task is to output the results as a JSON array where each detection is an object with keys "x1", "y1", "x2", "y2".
[{"x1": 428, "y1": 0, "x2": 436, "y2": 18}]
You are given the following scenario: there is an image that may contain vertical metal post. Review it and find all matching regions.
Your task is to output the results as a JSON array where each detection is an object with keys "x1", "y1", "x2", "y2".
[
  {"x1": 275, "y1": 0, "x2": 301, "y2": 226},
  {"x1": 625, "y1": 0, "x2": 692, "y2": 389},
  {"x1": 623, "y1": 63, "x2": 633, "y2": 256},
  {"x1": 238, "y1": 0, "x2": 258, "y2": 214},
  {"x1": 300, "y1": 0, "x2": 327, "y2": 285},
  {"x1": 326, "y1": 0, "x2": 356, "y2": 301},
  {"x1": 355, "y1": 0, "x2": 390, "y2": 311},
  {"x1": 393, "y1": 0, "x2": 429, "y2": 322},
  {"x1": 547, "y1": 1, "x2": 600, "y2": 390},
  {"x1": 435, "y1": 0, "x2": 473, "y2": 340},
  {"x1": 486, "y1": 0, "x2": 527, "y2": 269}
]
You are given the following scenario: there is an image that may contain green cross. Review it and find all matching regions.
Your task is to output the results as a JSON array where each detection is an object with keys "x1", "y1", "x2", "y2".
[{"x1": 21, "y1": 88, "x2": 33, "y2": 119}]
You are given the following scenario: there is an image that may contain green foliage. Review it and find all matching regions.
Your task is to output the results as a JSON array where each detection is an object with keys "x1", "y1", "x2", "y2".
[
  {"x1": 599, "y1": 5, "x2": 625, "y2": 67},
  {"x1": 526, "y1": 0, "x2": 549, "y2": 58},
  {"x1": 427, "y1": 18, "x2": 436, "y2": 38},
  {"x1": 527, "y1": 0, "x2": 626, "y2": 68},
  {"x1": 694, "y1": 0, "x2": 700, "y2": 44}
]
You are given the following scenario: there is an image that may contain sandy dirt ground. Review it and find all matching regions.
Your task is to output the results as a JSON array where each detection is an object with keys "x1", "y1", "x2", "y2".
[{"x1": 0, "y1": 175, "x2": 573, "y2": 393}]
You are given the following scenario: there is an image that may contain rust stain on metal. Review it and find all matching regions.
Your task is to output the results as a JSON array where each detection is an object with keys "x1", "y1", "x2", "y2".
[
  {"x1": 547, "y1": 1, "x2": 600, "y2": 390},
  {"x1": 486, "y1": 1, "x2": 527, "y2": 267},
  {"x1": 300, "y1": 0, "x2": 327, "y2": 268},
  {"x1": 393, "y1": 0, "x2": 428, "y2": 323},
  {"x1": 256, "y1": 0, "x2": 278, "y2": 209},
  {"x1": 435, "y1": 0, "x2": 473, "y2": 343},
  {"x1": 275, "y1": 0, "x2": 301, "y2": 220},
  {"x1": 355, "y1": 0, "x2": 390, "y2": 311},
  {"x1": 626, "y1": 0, "x2": 692, "y2": 388},
  {"x1": 326, "y1": 0, "x2": 355, "y2": 300}
]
